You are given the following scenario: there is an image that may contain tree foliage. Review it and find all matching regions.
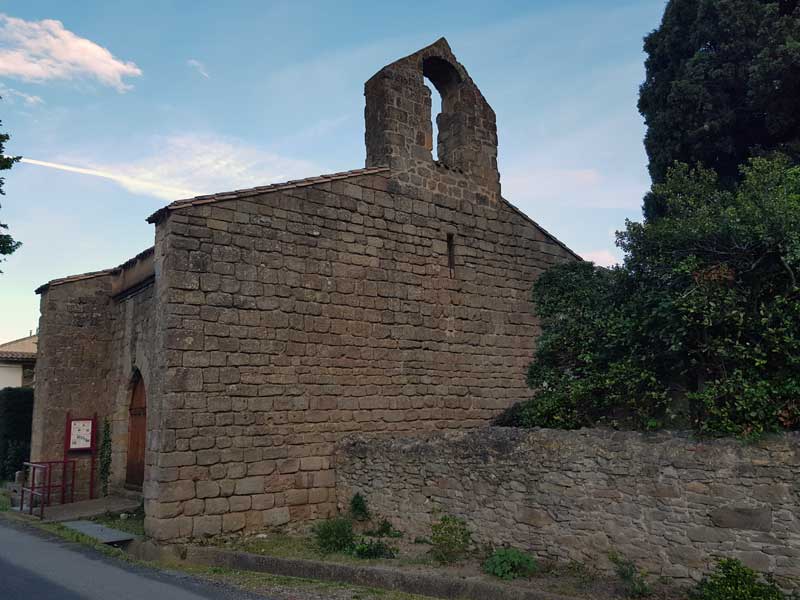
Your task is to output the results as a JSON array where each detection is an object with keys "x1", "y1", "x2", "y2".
[
  {"x1": 502, "y1": 158, "x2": 800, "y2": 438},
  {"x1": 639, "y1": 0, "x2": 800, "y2": 218},
  {"x1": 0, "y1": 113, "x2": 21, "y2": 265},
  {"x1": 0, "y1": 387, "x2": 33, "y2": 479}
]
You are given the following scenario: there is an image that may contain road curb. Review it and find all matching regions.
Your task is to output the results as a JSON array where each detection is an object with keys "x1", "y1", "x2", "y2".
[{"x1": 182, "y1": 545, "x2": 576, "y2": 600}]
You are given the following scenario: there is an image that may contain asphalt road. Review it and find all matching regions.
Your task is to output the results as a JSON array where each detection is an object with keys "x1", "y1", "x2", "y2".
[{"x1": 0, "y1": 519, "x2": 267, "y2": 600}]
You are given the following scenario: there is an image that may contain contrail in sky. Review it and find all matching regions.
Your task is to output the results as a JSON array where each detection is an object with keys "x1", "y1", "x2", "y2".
[{"x1": 19, "y1": 157, "x2": 197, "y2": 199}]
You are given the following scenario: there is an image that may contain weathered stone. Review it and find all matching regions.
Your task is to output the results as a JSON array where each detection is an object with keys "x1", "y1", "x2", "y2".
[
  {"x1": 335, "y1": 427, "x2": 800, "y2": 586},
  {"x1": 222, "y1": 512, "x2": 246, "y2": 533},
  {"x1": 709, "y1": 506, "x2": 772, "y2": 532},
  {"x1": 196, "y1": 480, "x2": 220, "y2": 499},
  {"x1": 193, "y1": 515, "x2": 222, "y2": 537},
  {"x1": 263, "y1": 507, "x2": 290, "y2": 527},
  {"x1": 157, "y1": 480, "x2": 195, "y2": 503},
  {"x1": 234, "y1": 476, "x2": 264, "y2": 495},
  {"x1": 516, "y1": 507, "x2": 554, "y2": 528}
]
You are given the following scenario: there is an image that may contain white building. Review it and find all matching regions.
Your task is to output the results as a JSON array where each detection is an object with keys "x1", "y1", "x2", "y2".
[{"x1": 0, "y1": 335, "x2": 37, "y2": 389}]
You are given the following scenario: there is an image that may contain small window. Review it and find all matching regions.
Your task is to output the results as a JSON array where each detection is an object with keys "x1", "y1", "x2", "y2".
[{"x1": 447, "y1": 233, "x2": 455, "y2": 276}]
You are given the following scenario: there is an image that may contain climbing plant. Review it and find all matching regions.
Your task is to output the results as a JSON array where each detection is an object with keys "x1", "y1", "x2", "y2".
[{"x1": 98, "y1": 418, "x2": 112, "y2": 496}]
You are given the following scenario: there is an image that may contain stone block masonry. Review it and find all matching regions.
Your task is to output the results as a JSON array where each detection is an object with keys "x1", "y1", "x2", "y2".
[
  {"x1": 336, "y1": 427, "x2": 800, "y2": 586},
  {"x1": 144, "y1": 164, "x2": 574, "y2": 540},
  {"x1": 32, "y1": 38, "x2": 578, "y2": 541},
  {"x1": 32, "y1": 247, "x2": 158, "y2": 500}
]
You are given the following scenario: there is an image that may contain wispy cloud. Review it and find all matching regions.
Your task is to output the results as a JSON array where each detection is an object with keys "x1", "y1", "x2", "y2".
[
  {"x1": 186, "y1": 58, "x2": 209, "y2": 79},
  {"x1": 503, "y1": 165, "x2": 645, "y2": 210},
  {"x1": 0, "y1": 14, "x2": 142, "y2": 91},
  {"x1": 21, "y1": 133, "x2": 324, "y2": 201},
  {"x1": 581, "y1": 249, "x2": 620, "y2": 267},
  {"x1": 0, "y1": 82, "x2": 42, "y2": 105}
]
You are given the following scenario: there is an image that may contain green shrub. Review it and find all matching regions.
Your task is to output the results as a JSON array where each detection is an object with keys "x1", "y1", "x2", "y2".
[
  {"x1": 483, "y1": 547, "x2": 538, "y2": 580},
  {"x1": 313, "y1": 517, "x2": 354, "y2": 553},
  {"x1": 610, "y1": 552, "x2": 652, "y2": 598},
  {"x1": 365, "y1": 519, "x2": 402, "y2": 538},
  {"x1": 430, "y1": 515, "x2": 471, "y2": 564},
  {"x1": 352, "y1": 537, "x2": 396, "y2": 559},
  {"x1": 0, "y1": 387, "x2": 33, "y2": 479},
  {"x1": 2, "y1": 439, "x2": 28, "y2": 480},
  {"x1": 349, "y1": 493, "x2": 370, "y2": 521},
  {"x1": 690, "y1": 559, "x2": 786, "y2": 600},
  {"x1": 413, "y1": 536, "x2": 431, "y2": 545},
  {"x1": 503, "y1": 158, "x2": 800, "y2": 438}
]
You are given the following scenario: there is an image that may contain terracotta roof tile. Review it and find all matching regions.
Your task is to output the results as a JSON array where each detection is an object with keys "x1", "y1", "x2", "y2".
[
  {"x1": 0, "y1": 350, "x2": 36, "y2": 361},
  {"x1": 35, "y1": 247, "x2": 155, "y2": 295},
  {"x1": 147, "y1": 166, "x2": 390, "y2": 223},
  {"x1": 0, "y1": 334, "x2": 37, "y2": 361}
]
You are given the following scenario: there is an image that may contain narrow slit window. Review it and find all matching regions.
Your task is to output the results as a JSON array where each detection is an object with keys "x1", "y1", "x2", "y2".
[{"x1": 447, "y1": 233, "x2": 455, "y2": 276}]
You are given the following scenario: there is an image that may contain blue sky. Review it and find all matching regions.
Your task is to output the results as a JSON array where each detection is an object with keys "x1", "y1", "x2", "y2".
[{"x1": 0, "y1": 0, "x2": 666, "y2": 343}]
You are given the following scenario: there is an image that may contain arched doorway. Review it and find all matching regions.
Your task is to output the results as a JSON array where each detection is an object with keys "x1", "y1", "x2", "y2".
[{"x1": 126, "y1": 374, "x2": 146, "y2": 488}]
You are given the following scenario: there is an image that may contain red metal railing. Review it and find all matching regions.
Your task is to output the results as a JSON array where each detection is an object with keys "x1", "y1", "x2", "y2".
[{"x1": 20, "y1": 460, "x2": 77, "y2": 518}]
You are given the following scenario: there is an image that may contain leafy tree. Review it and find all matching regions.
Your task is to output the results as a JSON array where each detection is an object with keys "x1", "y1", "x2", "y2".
[
  {"x1": 506, "y1": 1, "x2": 800, "y2": 438},
  {"x1": 504, "y1": 158, "x2": 800, "y2": 437},
  {"x1": 0, "y1": 113, "x2": 21, "y2": 267},
  {"x1": 639, "y1": 0, "x2": 800, "y2": 218}
]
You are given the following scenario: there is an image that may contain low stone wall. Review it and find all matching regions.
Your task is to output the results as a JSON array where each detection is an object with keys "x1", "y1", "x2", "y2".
[{"x1": 335, "y1": 427, "x2": 800, "y2": 586}]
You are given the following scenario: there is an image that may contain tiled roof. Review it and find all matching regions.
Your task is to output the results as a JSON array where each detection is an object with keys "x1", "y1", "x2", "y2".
[
  {"x1": 0, "y1": 335, "x2": 37, "y2": 361},
  {"x1": 35, "y1": 247, "x2": 155, "y2": 294},
  {"x1": 147, "y1": 167, "x2": 391, "y2": 224},
  {"x1": 35, "y1": 269, "x2": 114, "y2": 294},
  {"x1": 0, "y1": 350, "x2": 36, "y2": 361}
]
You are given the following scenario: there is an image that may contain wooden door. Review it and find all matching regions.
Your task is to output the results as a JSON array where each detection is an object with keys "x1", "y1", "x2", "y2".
[{"x1": 126, "y1": 377, "x2": 146, "y2": 488}]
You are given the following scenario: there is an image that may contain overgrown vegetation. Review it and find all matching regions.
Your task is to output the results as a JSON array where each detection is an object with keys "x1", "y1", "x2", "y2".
[
  {"x1": 430, "y1": 515, "x2": 471, "y2": 564},
  {"x1": 639, "y1": 0, "x2": 800, "y2": 219},
  {"x1": 365, "y1": 519, "x2": 402, "y2": 539},
  {"x1": 500, "y1": 1, "x2": 800, "y2": 439},
  {"x1": 501, "y1": 158, "x2": 800, "y2": 438},
  {"x1": 610, "y1": 552, "x2": 652, "y2": 598},
  {"x1": 483, "y1": 547, "x2": 538, "y2": 580},
  {"x1": 689, "y1": 559, "x2": 788, "y2": 600},
  {"x1": 313, "y1": 516, "x2": 355, "y2": 554},
  {"x1": 350, "y1": 492, "x2": 370, "y2": 521},
  {"x1": 313, "y1": 495, "x2": 402, "y2": 560},
  {"x1": 353, "y1": 538, "x2": 397, "y2": 559},
  {"x1": 0, "y1": 387, "x2": 33, "y2": 479}
]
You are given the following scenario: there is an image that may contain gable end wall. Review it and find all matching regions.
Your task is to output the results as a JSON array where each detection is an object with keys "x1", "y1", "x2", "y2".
[{"x1": 145, "y1": 169, "x2": 575, "y2": 540}]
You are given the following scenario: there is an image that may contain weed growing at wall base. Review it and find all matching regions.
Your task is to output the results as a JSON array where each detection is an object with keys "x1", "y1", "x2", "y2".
[
  {"x1": 430, "y1": 516, "x2": 471, "y2": 564},
  {"x1": 689, "y1": 559, "x2": 790, "y2": 600},
  {"x1": 610, "y1": 552, "x2": 652, "y2": 598},
  {"x1": 352, "y1": 538, "x2": 397, "y2": 559},
  {"x1": 313, "y1": 517, "x2": 355, "y2": 554},
  {"x1": 483, "y1": 548, "x2": 538, "y2": 580},
  {"x1": 365, "y1": 519, "x2": 402, "y2": 539},
  {"x1": 350, "y1": 493, "x2": 370, "y2": 522}
]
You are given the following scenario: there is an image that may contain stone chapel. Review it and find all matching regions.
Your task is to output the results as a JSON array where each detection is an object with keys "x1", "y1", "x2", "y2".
[{"x1": 30, "y1": 38, "x2": 577, "y2": 540}]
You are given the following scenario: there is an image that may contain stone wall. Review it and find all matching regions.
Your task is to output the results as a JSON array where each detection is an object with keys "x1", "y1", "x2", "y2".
[
  {"x1": 336, "y1": 427, "x2": 800, "y2": 586},
  {"x1": 107, "y1": 281, "x2": 158, "y2": 491},
  {"x1": 144, "y1": 161, "x2": 575, "y2": 540},
  {"x1": 33, "y1": 266, "x2": 158, "y2": 499},
  {"x1": 33, "y1": 274, "x2": 117, "y2": 500}
]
